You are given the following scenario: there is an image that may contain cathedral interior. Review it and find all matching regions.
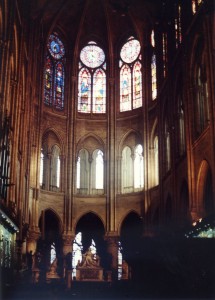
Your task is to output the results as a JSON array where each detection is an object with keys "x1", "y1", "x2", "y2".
[{"x1": 0, "y1": 0, "x2": 215, "y2": 299}]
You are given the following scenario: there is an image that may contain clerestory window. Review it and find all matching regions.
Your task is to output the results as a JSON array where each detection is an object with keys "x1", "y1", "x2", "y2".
[
  {"x1": 119, "y1": 37, "x2": 142, "y2": 111},
  {"x1": 44, "y1": 33, "x2": 65, "y2": 110}
]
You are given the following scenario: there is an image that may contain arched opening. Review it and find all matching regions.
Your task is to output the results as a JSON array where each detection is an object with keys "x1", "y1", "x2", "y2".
[
  {"x1": 73, "y1": 213, "x2": 110, "y2": 277},
  {"x1": 179, "y1": 181, "x2": 191, "y2": 228},
  {"x1": 38, "y1": 210, "x2": 63, "y2": 275},
  {"x1": 120, "y1": 212, "x2": 143, "y2": 263},
  {"x1": 203, "y1": 169, "x2": 214, "y2": 216}
]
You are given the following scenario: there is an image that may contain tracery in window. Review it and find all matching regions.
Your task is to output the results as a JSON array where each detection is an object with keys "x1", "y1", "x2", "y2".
[
  {"x1": 44, "y1": 33, "x2": 65, "y2": 109},
  {"x1": 120, "y1": 37, "x2": 142, "y2": 112},
  {"x1": 77, "y1": 148, "x2": 104, "y2": 195},
  {"x1": 78, "y1": 41, "x2": 106, "y2": 114},
  {"x1": 40, "y1": 138, "x2": 61, "y2": 192}
]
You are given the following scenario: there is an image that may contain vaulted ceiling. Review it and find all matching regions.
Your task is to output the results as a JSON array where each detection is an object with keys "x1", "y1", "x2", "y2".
[{"x1": 29, "y1": 0, "x2": 163, "y2": 50}]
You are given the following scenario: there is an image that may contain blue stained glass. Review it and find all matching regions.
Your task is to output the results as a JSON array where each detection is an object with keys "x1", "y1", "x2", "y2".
[
  {"x1": 93, "y1": 69, "x2": 106, "y2": 113},
  {"x1": 133, "y1": 61, "x2": 142, "y2": 109},
  {"x1": 44, "y1": 56, "x2": 53, "y2": 106},
  {"x1": 48, "y1": 34, "x2": 65, "y2": 59},
  {"x1": 78, "y1": 68, "x2": 91, "y2": 113},
  {"x1": 54, "y1": 62, "x2": 64, "y2": 109},
  {"x1": 44, "y1": 33, "x2": 65, "y2": 110},
  {"x1": 120, "y1": 64, "x2": 131, "y2": 111}
]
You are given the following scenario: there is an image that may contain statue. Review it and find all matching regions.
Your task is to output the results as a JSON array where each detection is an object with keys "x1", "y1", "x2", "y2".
[
  {"x1": 76, "y1": 248, "x2": 103, "y2": 281},
  {"x1": 80, "y1": 248, "x2": 100, "y2": 268}
]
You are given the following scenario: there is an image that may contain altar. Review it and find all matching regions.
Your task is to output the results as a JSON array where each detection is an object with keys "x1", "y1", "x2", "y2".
[{"x1": 76, "y1": 248, "x2": 103, "y2": 281}]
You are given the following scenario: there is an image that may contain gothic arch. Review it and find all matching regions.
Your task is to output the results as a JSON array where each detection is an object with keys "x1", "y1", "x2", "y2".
[
  {"x1": 76, "y1": 133, "x2": 105, "y2": 156},
  {"x1": 150, "y1": 118, "x2": 158, "y2": 148},
  {"x1": 74, "y1": 210, "x2": 105, "y2": 234},
  {"x1": 118, "y1": 129, "x2": 142, "y2": 154},
  {"x1": 118, "y1": 209, "x2": 141, "y2": 235},
  {"x1": 38, "y1": 208, "x2": 63, "y2": 234},
  {"x1": 197, "y1": 160, "x2": 213, "y2": 216},
  {"x1": 41, "y1": 128, "x2": 64, "y2": 153}
]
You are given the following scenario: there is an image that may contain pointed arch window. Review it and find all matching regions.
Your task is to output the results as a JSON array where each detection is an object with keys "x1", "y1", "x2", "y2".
[
  {"x1": 151, "y1": 30, "x2": 157, "y2": 100},
  {"x1": 134, "y1": 144, "x2": 144, "y2": 190},
  {"x1": 154, "y1": 136, "x2": 159, "y2": 186},
  {"x1": 77, "y1": 149, "x2": 90, "y2": 194},
  {"x1": 78, "y1": 41, "x2": 106, "y2": 113},
  {"x1": 165, "y1": 121, "x2": 171, "y2": 172},
  {"x1": 44, "y1": 33, "x2": 65, "y2": 109},
  {"x1": 120, "y1": 37, "x2": 142, "y2": 112},
  {"x1": 92, "y1": 149, "x2": 104, "y2": 190},
  {"x1": 121, "y1": 144, "x2": 144, "y2": 193},
  {"x1": 162, "y1": 33, "x2": 168, "y2": 78},
  {"x1": 195, "y1": 64, "x2": 209, "y2": 135},
  {"x1": 122, "y1": 146, "x2": 133, "y2": 193},
  {"x1": 175, "y1": 3, "x2": 182, "y2": 48},
  {"x1": 192, "y1": 0, "x2": 203, "y2": 14}
]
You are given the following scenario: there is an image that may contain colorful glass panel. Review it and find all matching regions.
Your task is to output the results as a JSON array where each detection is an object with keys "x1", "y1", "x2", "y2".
[
  {"x1": 54, "y1": 62, "x2": 64, "y2": 109},
  {"x1": 80, "y1": 44, "x2": 105, "y2": 68},
  {"x1": 48, "y1": 34, "x2": 65, "y2": 59},
  {"x1": 133, "y1": 61, "x2": 142, "y2": 109},
  {"x1": 78, "y1": 68, "x2": 91, "y2": 113},
  {"x1": 93, "y1": 69, "x2": 106, "y2": 113},
  {"x1": 151, "y1": 30, "x2": 155, "y2": 47},
  {"x1": 44, "y1": 56, "x2": 53, "y2": 106},
  {"x1": 151, "y1": 54, "x2": 157, "y2": 100},
  {"x1": 120, "y1": 64, "x2": 131, "y2": 111},
  {"x1": 120, "y1": 38, "x2": 141, "y2": 63},
  {"x1": 162, "y1": 33, "x2": 167, "y2": 77}
]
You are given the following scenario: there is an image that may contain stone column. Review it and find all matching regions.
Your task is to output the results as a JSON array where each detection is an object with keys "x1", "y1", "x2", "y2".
[
  {"x1": 26, "y1": 230, "x2": 40, "y2": 255},
  {"x1": 62, "y1": 233, "x2": 74, "y2": 288},
  {"x1": 105, "y1": 235, "x2": 119, "y2": 281}
]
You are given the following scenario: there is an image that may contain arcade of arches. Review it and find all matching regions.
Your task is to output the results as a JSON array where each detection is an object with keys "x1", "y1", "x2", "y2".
[{"x1": 0, "y1": 0, "x2": 215, "y2": 298}]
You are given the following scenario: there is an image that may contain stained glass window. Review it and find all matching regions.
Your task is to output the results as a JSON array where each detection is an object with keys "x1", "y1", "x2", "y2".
[
  {"x1": 93, "y1": 69, "x2": 106, "y2": 113},
  {"x1": 78, "y1": 68, "x2": 91, "y2": 113},
  {"x1": 78, "y1": 41, "x2": 106, "y2": 113},
  {"x1": 175, "y1": 4, "x2": 182, "y2": 48},
  {"x1": 54, "y1": 62, "x2": 64, "y2": 109},
  {"x1": 120, "y1": 65, "x2": 131, "y2": 111},
  {"x1": 151, "y1": 30, "x2": 157, "y2": 100},
  {"x1": 151, "y1": 54, "x2": 157, "y2": 100},
  {"x1": 133, "y1": 61, "x2": 142, "y2": 109},
  {"x1": 192, "y1": 0, "x2": 202, "y2": 14},
  {"x1": 120, "y1": 37, "x2": 141, "y2": 63},
  {"x1": 120, "y1": 37, "x2": 142, "y2": 112},
  {"x1": 44, "y1": 57, "x2": 53, "y2": 106},
  {"x1": 44, "y1": 33, "x2": 65, "y2": 109},
  {"x1": 162, "y1": 33, "x2": 168, "y2": 77}
]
